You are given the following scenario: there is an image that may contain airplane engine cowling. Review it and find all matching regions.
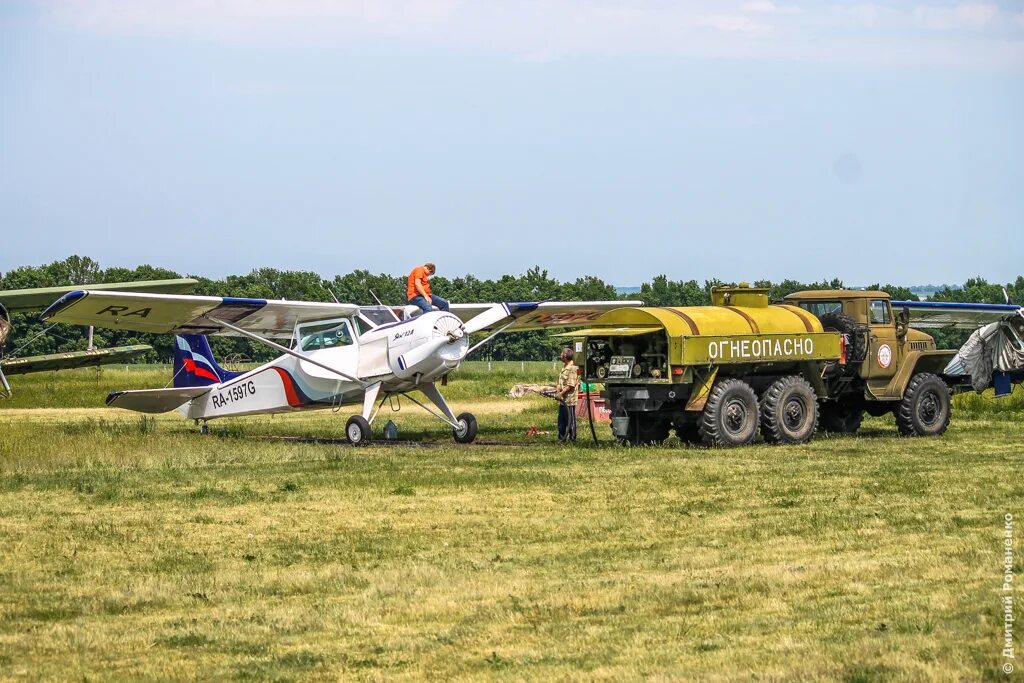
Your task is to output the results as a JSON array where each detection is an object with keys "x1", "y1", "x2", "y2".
[{"x1": 387, "y1": 312, "x2": 468, "y2": 379}]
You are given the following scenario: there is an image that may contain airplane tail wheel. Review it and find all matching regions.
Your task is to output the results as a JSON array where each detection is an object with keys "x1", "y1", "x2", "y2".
[
  {"x1": 346, "y1": 415, "x2": 372, "y2": 446},
  {"x1": 453, "y1": 412, "x2": 478, "y2": 444}
]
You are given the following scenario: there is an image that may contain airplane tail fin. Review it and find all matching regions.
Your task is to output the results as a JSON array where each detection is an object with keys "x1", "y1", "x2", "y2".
[{"x1": 172, "y1": 335, "x2": 245, "y2": 388}]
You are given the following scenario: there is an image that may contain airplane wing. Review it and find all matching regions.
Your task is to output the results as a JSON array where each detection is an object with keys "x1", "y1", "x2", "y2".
[
  {"x1": 0, "y1": 345, "x2": 151, "y2": 376},
  {"x1": 41, "y1": 291, "x2": 360, "y2": 338},
  {"x1": 452, "y1": 301, "x2": 641, "y2": 335},
  {"x1": 892, "y1": 300, "x2": 1023, "y2": 330},
  {"x1": 0, "y1": 278, "x2": 198, "y2": 314}
]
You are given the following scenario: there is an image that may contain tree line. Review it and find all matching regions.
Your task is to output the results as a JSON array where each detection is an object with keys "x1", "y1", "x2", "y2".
[{"x1": 2, "y1": 256, "x2": 1021, "y2": 363}]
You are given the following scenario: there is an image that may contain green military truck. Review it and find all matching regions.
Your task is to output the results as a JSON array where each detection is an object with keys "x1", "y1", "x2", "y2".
[{"x1": 565, "y1": 284, "x2": 970, "y2": 447}]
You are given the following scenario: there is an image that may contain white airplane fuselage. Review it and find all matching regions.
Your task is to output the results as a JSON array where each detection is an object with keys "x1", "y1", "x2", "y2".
[{"x1": 181, "y1": 311, "x2": 468, "y2": 420}]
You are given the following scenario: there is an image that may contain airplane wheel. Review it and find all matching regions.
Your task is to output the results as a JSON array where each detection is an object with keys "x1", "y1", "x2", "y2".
[
  {"x1": 346, "y1": 415, "x2": 372, "y2": 446},
  {"x1": 453, "y1": 412, "x2": 478, "y2": 444}
]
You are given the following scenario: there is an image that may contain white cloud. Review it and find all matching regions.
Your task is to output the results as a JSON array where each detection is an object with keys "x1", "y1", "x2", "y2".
[
  {"x1": 697, "y1": 13, "x2": 772, "y2": 34},
  {"x1": 913, "y1": 3, "x2": 1000, "y2": 31},
  {"x1": 741, "y1": 1, "x2": 801, "y2": 15},
  {"x1": 36, "y1": 0, "x2": 1024, "y2": 67}
]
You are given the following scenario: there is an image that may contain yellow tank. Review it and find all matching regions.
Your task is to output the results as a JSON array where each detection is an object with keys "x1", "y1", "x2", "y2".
[{"x1": 564, "y1": 285, "x2": 842, "y2": 377}]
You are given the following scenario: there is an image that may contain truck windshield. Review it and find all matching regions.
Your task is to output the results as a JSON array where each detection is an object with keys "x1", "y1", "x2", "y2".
[{"x1": 798, "y1": 301, "x2": 843, "y2": 318}]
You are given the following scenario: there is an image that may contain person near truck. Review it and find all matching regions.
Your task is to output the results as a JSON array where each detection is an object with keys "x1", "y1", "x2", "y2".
[
  {"x1": 407, "y1": 262, "x2": 450, "y2": 314},
  {"x1": 555, "y1": 347, "x2": 579, "y2": 442}
]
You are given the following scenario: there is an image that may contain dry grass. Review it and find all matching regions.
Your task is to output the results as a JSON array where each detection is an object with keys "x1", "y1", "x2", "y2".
[{"x1": 0, "y1": 368, "x2": 1021, "y2": 680}]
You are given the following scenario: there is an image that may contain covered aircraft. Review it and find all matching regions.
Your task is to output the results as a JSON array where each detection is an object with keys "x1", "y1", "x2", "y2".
[
  {"x1": 894, "y1": 299, "x2": 1024, "y2": 395},
  {"x1": 41, "y1": 290, "x2": 637, "y2": 443},
  {"x1": 0, "y1": 279, "x2": 198, "y2": 397}
]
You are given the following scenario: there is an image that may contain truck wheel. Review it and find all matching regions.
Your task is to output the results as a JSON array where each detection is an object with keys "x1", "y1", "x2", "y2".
[
  {"x1": 896, "y1": 373, "x2": 951, "y2": 437},
  {"x1": 699, "y1": 378, "x2": 759, "y2": 447},
  {"x1": 820, "y1": 311, "x2": 868, "y2": 365},
  {"x1": 760, "y1": 376, "x2": 818, "y2": 445},
  {"x1": 819, "y1": 403, "x2": 863, "y2": 434},
  {"x1": 346, "y1": 415, "x2": 372, "y2": 446}
]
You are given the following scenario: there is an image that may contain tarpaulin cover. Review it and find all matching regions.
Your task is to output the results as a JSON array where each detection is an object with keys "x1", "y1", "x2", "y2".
[{"x1": 944, "y1": 313, "x2": 1024, "y2": 392}]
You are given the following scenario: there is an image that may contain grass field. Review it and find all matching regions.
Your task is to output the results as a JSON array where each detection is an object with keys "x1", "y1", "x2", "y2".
[{"x1": 0, "y1": 366, "x2": 1021, "y2": 680}]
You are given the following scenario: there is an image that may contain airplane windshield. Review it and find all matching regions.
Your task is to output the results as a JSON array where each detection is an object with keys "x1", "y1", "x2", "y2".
[
  {"x1": 359, "y1": 306, "x2": 400, "y2": 326},
  {"x1": 298, "y1": 320, "x2": 354, "y2": 352}
]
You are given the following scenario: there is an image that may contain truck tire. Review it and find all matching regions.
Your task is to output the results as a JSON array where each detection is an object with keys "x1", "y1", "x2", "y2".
[
  {"x1": 819, "y1": 312, "x2": 868, "y2": 364},
  {"x1": 819, "y1": 402, "x2": 864, "y2": 434},
  {"x1": 896, "y1": 373, "x2": 951, "y2": 437},
  {"x1": 699, "y1": 378, "x2": 759, "y2": 447},
  {"x1": 760, "y1": 375, "x2": 819, "y2": 445}
]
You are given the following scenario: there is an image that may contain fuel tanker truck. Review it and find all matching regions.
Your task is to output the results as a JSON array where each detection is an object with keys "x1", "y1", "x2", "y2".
[{"x1": 561, "y1": 284, "x2": 978, "y2": 447}]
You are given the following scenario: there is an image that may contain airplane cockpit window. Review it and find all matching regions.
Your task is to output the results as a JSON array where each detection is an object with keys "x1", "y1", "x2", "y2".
[
  {"x1": 798, "y1": 301, "x2": 843, "y2": 319},
  {"x1": 353, "y1": 316, "x2": 373, "y2": 336},
  {"x1": 358, "y1": 306, "x2": 400, "y2": 326},
  {"x1": 298, "y1": 320, "x2": 354, "y2": 352}
]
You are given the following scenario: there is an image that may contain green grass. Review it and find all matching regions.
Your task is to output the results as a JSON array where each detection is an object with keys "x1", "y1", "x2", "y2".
[{"x1": 0, "y1": 368, "x2": 1021, "y2": 680}]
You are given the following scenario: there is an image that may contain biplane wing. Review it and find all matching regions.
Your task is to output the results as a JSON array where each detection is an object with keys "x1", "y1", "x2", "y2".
[
  {"x1": 0, "y1": 278, "x2": 198, "y2": 314},
  {"x1": 452, "y1": 301, "x2": 640, "y2": 334},
  {"x1": 892, "y1": 300, "x2": 1023, "y2": 330},
  {"x1": 41, "y1": 291, "x2": 360, "y2": 338},
  {"x1": 0, "y1": 345, "x2": 151, "y2": 376}
]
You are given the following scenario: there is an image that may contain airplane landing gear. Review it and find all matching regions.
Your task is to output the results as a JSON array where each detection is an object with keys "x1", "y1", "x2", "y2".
[
  {"x1": 346, "y1": 415, "x2": 371, "y2": 446},
  {"x1": 453, "y1": 412, "x2": 478, "y2": 444}
]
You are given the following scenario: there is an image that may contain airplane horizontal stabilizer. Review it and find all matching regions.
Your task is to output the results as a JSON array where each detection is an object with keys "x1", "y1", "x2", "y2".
[{"x1": 106, "y1": 386, "x2": 211, "y2": 414}]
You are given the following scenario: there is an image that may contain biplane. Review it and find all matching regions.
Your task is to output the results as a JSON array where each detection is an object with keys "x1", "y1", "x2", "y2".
[
  {"x1": 0, "y1": 279, "x2": 197, "y2": 397},
  {"x1": 41, "y1": 290, "x2": 636, "y2": 443}
]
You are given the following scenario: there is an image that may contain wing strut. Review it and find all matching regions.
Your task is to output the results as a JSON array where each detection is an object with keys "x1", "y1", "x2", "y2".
[
  {"x1": 207, "y1": 316, "x2": 368, "y2": 387},
  {"x1": 466, "y1": 320, "x2": 517, "y2": 356}
]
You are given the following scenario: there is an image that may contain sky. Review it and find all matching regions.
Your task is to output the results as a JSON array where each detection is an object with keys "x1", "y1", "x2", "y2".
[{"x1": 1, "y1": 0, "x2": 1022, "y2": 287}]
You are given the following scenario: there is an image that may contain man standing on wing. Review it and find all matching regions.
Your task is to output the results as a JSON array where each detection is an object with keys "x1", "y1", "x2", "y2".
[
  {"x1": 555, "y1": 347, "x2": 579, "y2": 442},
  {"x1": 407, "y1": 262, "x2": 450, "y2": 314}
]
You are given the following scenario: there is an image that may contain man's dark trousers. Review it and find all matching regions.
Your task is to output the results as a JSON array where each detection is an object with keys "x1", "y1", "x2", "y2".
[{"x1": 558, "y1": 403, "x2": 577, "y2": 442}]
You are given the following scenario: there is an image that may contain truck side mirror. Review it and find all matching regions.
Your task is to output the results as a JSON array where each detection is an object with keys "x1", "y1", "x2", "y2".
[{"x1": 896, "y1": 307, "x2": 910, "y2": 339}]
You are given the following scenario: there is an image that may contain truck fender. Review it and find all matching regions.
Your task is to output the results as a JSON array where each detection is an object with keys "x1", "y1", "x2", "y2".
[{"x1": 685, "y1": 367, "x2": 719, "y2": 411}]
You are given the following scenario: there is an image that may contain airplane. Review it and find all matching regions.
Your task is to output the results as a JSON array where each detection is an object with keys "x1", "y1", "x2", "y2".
[
  {"x1": 894, "y1": 298, "x2": 1024, "y2": 395},
  {"x1": 40, "y1": 290, "x2": 637, "y2": 444},
  {"x1": 0, "y1": 279, "x2": 198, "y2": 397}
]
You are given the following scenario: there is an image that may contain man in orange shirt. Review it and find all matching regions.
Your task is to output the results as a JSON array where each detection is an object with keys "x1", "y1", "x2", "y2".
[{"x1": 407, "y1": 262, "x2": 449, "y2": 314}]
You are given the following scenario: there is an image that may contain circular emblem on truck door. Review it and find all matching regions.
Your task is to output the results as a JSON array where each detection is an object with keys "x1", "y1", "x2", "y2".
[{"x1": 877, "y1": 344, "x2": 893, "y2": 369}]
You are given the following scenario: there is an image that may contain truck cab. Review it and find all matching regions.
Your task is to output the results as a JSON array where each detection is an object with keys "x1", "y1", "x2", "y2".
[
  {"x1": 784, "y1": 290, "x2": 949, "y2": 394},
  {"x1": 784, "y1": 290, "x2": 963, "y2": 435}
]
